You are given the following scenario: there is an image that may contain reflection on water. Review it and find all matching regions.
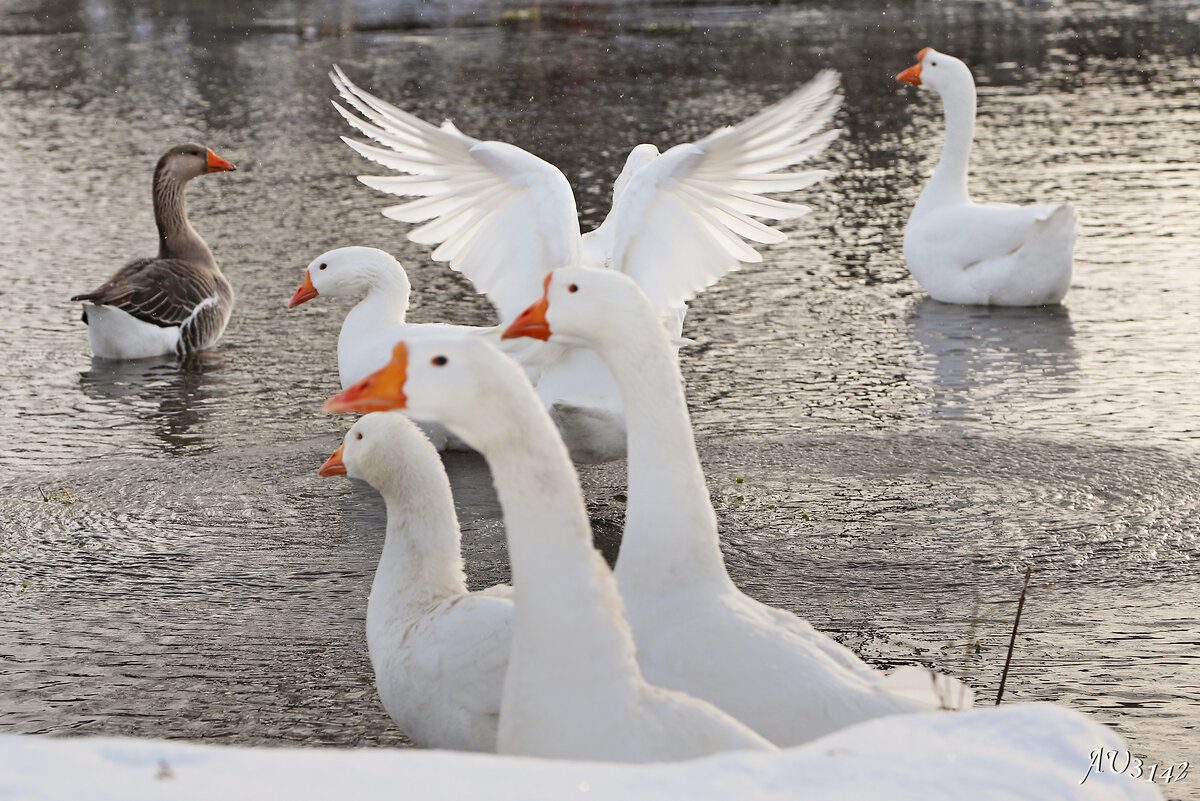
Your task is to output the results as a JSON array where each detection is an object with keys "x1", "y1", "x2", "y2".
[
  {"x1": 907, "y1": 299, "x2": 1078, "y2": 427},
  {"x1": 1, "y1": 0, "x2": 1199, "y2": 770},
  {"x1": 78, "y1": 354, "x2": 222, "y2": 455}
]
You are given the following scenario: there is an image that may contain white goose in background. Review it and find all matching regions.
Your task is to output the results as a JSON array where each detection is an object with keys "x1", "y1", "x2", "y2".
[
  {"x1": 329, "y1": 65, "x2": 840, "y2": 462},
  {"x1": 317, "y1": 411, "x2": 512, "y2": 751},
  {"x1": 503, "y1": 267, "x2": 974, "y2": 747},
  {"x1": 897, "y1": 48, "x2": 1077, "y2": 306},
  {"x1": 325, "y1": 337, "x2": 773, "y2": 762}
]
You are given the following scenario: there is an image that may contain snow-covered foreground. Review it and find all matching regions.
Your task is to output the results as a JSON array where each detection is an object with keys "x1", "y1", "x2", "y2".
[{"x1": 0, "y1": 705, "x2": 1161, "y2": 800}]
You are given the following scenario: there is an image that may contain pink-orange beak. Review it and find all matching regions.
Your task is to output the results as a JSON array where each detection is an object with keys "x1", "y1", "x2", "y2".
[
  {"x1": 317, "y1": 443, "x2": 347, "y2": 477},
  {"x1": 206, "y1": 149, "x2": 236, "y2": 172},
  {"x1": 289, "y1": 272, "x2": 318, "y2": 309},
  {"x1": 897, "y1": 47, "x2": 931, "y2": 86},
  {"x1": 502, "y1": 274, "x2": 553, "y2": 341},
  {"x1": 324, "y1": 343, "x2": 409, "y2": 414}
]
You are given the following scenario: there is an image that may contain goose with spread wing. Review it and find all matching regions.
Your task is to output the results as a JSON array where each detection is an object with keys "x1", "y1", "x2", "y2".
[{"x1": 329, "y1": 66, "x2": 840, "y2": 461}]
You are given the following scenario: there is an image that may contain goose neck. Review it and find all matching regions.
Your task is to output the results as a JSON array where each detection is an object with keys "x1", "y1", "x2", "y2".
[
  {"x1": 368, "y1": 476, "x2": 467, "y2": 624},
  {"x1": 466, "y1": 381, "x2": 639, "y2": 685},
  {"x1": 917, "y1": 82, "x2": 976, "y2": 211},
  {"x1": 153, "y1": 166, "x2": 216, "y2": 268},
  {"x1": 340, "y1": 276, "x2": 410, "y2": 343},
  {"x1": 598, "y1": 321, "x2": 731, "y2": 590}
]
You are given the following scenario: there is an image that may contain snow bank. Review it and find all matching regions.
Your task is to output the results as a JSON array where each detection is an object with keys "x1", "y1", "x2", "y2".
[{"x1": 0, "y1": 704, "x2": 1161, "y2": 800}]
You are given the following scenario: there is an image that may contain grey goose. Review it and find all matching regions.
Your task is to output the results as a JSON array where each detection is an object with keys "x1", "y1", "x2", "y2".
[{"x1": 73, "y1": 143, "x2": 236, "y2": 359}]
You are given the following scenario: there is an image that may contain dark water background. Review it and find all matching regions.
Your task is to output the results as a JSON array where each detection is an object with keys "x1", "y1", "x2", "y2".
[{"x1": 0, "y1": 0, "x2": 1197, "y2": 793}]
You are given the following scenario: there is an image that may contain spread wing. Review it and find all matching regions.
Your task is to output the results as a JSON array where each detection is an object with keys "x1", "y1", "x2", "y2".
[
  {"x1": 331, "y1": 66, "x2": 582, "y2": 322},
  {"x1": 72, "y1": 258, "x2": 220, "y2": 328},
  {"x1": 605, "y1": 71, "x2": 841, "y2": 314}
]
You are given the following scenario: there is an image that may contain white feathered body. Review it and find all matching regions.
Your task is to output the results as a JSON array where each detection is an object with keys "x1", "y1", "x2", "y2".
[
  {"x1": 82, "y1": 303, "x2": 184, "y2": 360},
  {"x1": 550, "y1": 270, "x2": 976, "y2": 747},
  {"x1": 624, "y1": 578, "x2": 972, "y2": 746},
  {"x1": 905, "y1": 199, "x2": 1077, "y2": 306},
  {"x1": 900, "y1": 49, "x2": 1077, "y2": 307},
  {"x1": 367, "y1": 584, "x2": 512, "y2": 751}
]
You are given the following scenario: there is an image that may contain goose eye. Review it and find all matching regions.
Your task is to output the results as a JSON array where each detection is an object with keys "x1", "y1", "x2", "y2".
[
  {"x1": 355, "y1": 432, "x2": 363, "y2": 440},
  {"x1": 568, "y1": 284, "x2": 579, "y2": 293},
  {"x1": 318, "y1": 263, "x2": 327, "y2": 271},
  {"x1": 432, "y1": 356, "x2": 448, "y2": 366},
  {"x1": 930, "y1": 61, "x2": 937, "y2": 66}
]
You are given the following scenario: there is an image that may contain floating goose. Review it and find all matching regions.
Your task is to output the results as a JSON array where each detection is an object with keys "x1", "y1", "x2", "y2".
[
  {"x1": 325, "y1": 337, "x2": 773, "y2": 762},
  {"x1": 897, "y1": 48, "x2": 1077, "y2": 306},
  {"x1": 503, "y1": 267, "x2": 973, "y2": 746},
  {"x1": 329, "y1": 66, "x2": 840, "y2": 461},
  {"x1": 72, "y1": 144, "x2": 237, "y2": 359},
  {"x1": 287, "y1": 247, "x2": 496, "y2": 390},
  {"x1": 318, "y1": 411, "x2": 511, "y2": 751},
  {"x1": 288, "y1": 246, "x2": 543, "y2": 449}
]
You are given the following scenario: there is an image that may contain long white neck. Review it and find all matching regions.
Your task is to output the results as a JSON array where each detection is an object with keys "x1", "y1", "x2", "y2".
[
  {"x1": 597, "y1": 313, "x2": 733, "y2": 595},
  {"x1": 337, "y1": 271, "x2": 411, "y2": 366},
  {"x1": 366, "y1": 457, "x2": 466, "y2": 642},
  {"x1": 914, "y1": 78, "x2": 976, "y2": 213},
  {"x1": 459, "y1": 372, "x2": 640, "y2": 707}
]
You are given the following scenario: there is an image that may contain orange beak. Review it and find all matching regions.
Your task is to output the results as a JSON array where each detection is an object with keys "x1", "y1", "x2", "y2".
[
  {"x1": 317, "y1": 443, "x2": 347, "y2": 477},
  {"x1": 502, "y1": 275, "x2": 553, "y2": 341},
  {"x1": 324, "y1": 343, "x2": 409, "y2": 414},
  {"x1": 289, "y1": 272, "x2": 318, "y2": 308},
  {"x1": 206, "y1": 149, "x2": 236, "y2": 172},
  {"x1": 897, "y1": 48, "x2": 930, "y2": 86}
]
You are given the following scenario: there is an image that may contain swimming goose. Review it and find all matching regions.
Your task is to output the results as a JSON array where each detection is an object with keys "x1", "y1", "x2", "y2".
[
  {"x1": 897, "y1": 48, "x2": 1077, "y2": 306},
  {"x1": 72, "y1": 144, "x2": 237, "y2": 359},
  {"x1": 329, "y1": 66, "x2": 840, "y2": 461},
  {"x1": 318, "y1": 411, "x2": 511, "y2": 751},
  {"x1": 287, "y1": 247, "x2": 494, "y2": 390},
  {"x1": 288, "y1": 246, "x2": 543, "y2": 449},
  {"x1": 325, "y1": 337, "x2": 773, "y2": 762},
  {"x1": 503, "y1": 267, "x2": 974, "y2": 746}
]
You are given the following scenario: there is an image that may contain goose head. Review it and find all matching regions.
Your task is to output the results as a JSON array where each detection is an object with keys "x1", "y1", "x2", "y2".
[
  {"x1": 896, "y1": 48, "x2": 974, "y2": 96},
  {"x1": 501, "y1": 267, "x2": 653, "y2": 350},
  {"x1": 289, "y1": 246, "x2": 412, "y2": 309},
  {"x1": 157, "y1": 143, "x2": 236, "y2": 182},
  {"x1": 318, "y1": 411, "x2": 422, "y2": 485},
  {"x1": 324, "y1": 336, "x2": 524, "y2": 435}
]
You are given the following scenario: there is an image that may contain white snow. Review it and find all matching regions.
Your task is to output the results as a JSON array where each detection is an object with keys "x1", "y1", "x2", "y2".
[{"x1": 0, "y1": 704, "x2": 1162, "y2": 800}]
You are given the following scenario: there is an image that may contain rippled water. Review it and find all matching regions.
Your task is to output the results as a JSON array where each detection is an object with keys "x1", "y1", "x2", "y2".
[{"x1": 1, "y1": 0, "x2": 1198, "y2": 788}]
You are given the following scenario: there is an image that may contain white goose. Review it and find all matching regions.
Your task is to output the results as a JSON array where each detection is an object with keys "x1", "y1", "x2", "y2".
[
  {"x1": 288, "y1": 246, "x2": 544, "y2": 449},
  {"x1": 325, "y1": 337, "x2": 773, "y2": 762},
  {"x1": 897, "y1": 48, "x2": 1077, "y2": 306},
  {"x1": 503, "y1": 266, "x2": 973, "y2": 747},
  {"x1": 329, "y1": 66, "x2": 840, "y2": 461},
  {"x1": 287, "y1": 247, "x2": 476, "y2": 389},
  {"x1": 317, "y1": 411, "x2": 512, "y2": 751}
]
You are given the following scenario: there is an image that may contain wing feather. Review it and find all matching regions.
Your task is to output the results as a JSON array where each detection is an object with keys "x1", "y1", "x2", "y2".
[
  {"x1": 607, "y1": 71, "x2": 842, "y2": 312},
  {"x1": 72, "y1": 258, "x2": 219, "y2": 329},
  {"x1": 332, "y1": 67, "x2": 581, "y2": 321}
]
